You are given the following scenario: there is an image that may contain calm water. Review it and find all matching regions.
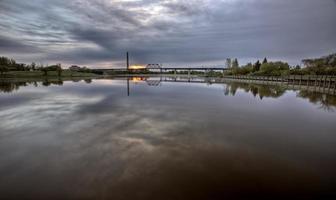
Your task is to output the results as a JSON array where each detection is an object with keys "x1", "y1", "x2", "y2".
[{"x1": 0, "y1": 77, "x2": 336, "y2": 199}]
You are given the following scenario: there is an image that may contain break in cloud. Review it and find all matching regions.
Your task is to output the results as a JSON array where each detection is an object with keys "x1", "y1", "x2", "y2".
[{"x1": 0, "y1": 0, "x2": 335, "y2": 68}]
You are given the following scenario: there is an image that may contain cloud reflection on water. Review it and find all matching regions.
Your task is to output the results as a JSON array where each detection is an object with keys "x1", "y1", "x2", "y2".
[{"x1": 0, "y1": 78, "x2": 335, "y2": 199}]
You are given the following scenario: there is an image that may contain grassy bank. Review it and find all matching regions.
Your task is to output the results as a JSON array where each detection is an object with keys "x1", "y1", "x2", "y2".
[{"x1": 0, "y1": 70, "x2": 100, "y2": 78}]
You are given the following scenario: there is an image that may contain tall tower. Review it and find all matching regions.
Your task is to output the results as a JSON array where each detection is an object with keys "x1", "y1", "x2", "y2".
[{"x1": 126, "y1": 52, "x2": 129, "y2": 70}]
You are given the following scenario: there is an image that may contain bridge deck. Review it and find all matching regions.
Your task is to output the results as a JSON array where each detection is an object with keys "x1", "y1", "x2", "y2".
[{"x1": 95, "y1": 68, "x2": 228, "y2": 71}]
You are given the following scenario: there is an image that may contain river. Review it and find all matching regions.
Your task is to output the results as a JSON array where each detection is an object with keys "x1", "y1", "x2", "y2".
[{"x1": 0, "y1": 77, "x2": 335, "y2": 199}]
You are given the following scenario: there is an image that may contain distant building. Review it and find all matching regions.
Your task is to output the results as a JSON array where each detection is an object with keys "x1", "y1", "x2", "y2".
[{"x1": 69, "y1": 65, "x2": 81, "y2": 71}]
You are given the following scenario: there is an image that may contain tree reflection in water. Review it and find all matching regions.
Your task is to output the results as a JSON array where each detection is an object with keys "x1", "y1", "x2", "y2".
[
  {"x1": 42, "y1": 80, "x2": 63, "y2": 87},
  {"x1": 0, "y1": 78, "x2": 92, "y2": 93},
  {"x1": 224, "y1": 82, "x2": 286, "y2": 99},
  {"x1": 0, "y1": 81, "x2": 28, "y2": 93},
  {"x1": 1, "y1": 79, "x2": 335, "y2": 111},
  {"x1": 224, "y1": 82, "x2": 336, "y2": 111},
  {"x1": 298, "y1": 91, "x2": 336, "y2": 112}
]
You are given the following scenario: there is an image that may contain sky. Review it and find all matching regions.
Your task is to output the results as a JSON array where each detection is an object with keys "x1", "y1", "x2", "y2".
[{"x1": 0, "y1": 0, "x2": 335, "y2": 68}]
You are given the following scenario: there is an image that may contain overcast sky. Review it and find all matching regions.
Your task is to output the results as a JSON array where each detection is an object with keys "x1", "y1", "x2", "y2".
[{"x1": 0, "y1": 0, "x2": 335, "y2": 68}]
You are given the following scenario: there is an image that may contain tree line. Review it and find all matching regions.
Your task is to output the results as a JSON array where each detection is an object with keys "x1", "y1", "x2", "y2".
[
  {"x1": 0, "y1": 56, "x2": 102, "y2": 76},
  {"x1": 225, "y1": 53, "x2": 336, "y2": 76},
  {"x1": 0, "y1": 56, "x2": 64, "y2": 75}
]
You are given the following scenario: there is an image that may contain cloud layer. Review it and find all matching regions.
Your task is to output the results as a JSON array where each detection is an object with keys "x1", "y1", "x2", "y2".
[{"x1": 0, "y1": 0, "x2": 335, "y2": 67}]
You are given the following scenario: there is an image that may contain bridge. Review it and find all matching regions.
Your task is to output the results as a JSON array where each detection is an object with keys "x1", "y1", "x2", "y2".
[
  {"x1": 148, "y1": 67, "x2": 228, "y2": 71},
  {"x1": 145, "y1": 64, "x2": 228, "y2": 71},
  {"x1": 94, "y1": 52, "x2": 229, "y2": 74},
  {"x1": 95, "y1": 67, "x2": 228, "y2": 71},
  {"x1": 95, "y1": 67, "x2": 229, "y2": 75}
]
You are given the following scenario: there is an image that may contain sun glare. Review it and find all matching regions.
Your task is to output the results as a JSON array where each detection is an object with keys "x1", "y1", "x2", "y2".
[{"x1": 131, "y1": 77, "x2": 145, "y2": 82}]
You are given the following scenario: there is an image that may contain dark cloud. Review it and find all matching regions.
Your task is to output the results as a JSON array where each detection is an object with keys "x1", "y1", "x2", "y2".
[
  {"x1": 162, "y1": 0, "x2": 208, "y2": 17},
  {"x1": 0, "y1": 0, "x2": 335, "y2": 67},
  {"x1": 0, "y1": 35, "x2": 42, "y2": 53}
]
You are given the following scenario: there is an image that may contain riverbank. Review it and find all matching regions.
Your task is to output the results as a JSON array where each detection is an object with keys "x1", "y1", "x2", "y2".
[{"x1": 0, "y1": 70, "x2": 100, "y2": 78}]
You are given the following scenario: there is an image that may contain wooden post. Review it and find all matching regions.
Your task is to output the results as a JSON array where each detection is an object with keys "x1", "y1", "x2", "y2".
[
  {"x1": 322, "y1": 76, "x2": 326, "y2": 92},
  {"x1": 318, "y1": 76, "x2": 321, "y2": 87},
  {"x1": 292, "y1": 75, "x2": 295, "y2": 85},
  {"x1": 300, "y1": 75, "x2": 302, "y2": 86}
]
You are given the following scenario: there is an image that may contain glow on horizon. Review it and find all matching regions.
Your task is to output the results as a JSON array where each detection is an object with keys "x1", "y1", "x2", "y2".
[{"x1": 129, "y1": 65, "x2": 146, "y2": 70}]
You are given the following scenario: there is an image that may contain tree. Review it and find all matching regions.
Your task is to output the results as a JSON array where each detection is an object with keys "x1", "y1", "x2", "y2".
[
  {"x1": 0, "y1": 56, "x2": 25, "y2": 71},
  {"x1": 0, "y1": 57, "x2": 10, "y2": 65},
  {"x1": 42, "y1": 68, "x2": 48, "y2": 76},
  {"x1": 230, "y1": 58, "x2": 239, "y2": 74},
  {"x1": 259, "y1": 61, "x2": 290, "y2": 76},
  {"x1": 262, "y1": 57, "x2": 268, "y2": 64},
  {"x1": 0, "y1": 65, "x2": 9, "y2": 75},
  {"x1": 56, "y1": 64, "x2": 62, "y2": 76},
  {"x1": 232, "y1": 62, "x2": 253, "y2": 75},
  {"x1": 31, "y1": 62, "x2": 36, "y2": 71},
  {"x1": 225, "y1": 58, "x2": 232, "y2": 68},
  {"x1": 253, "y1": 60, "x2": 261, "y2": 72},
  {"x1": 232, "y1": 58, "x2": 239, "y2": 69},
  {"x1": 43, "y1": 64, "x2": 62, "y2": 76},
  {"x1": 9, "y1": 58, "x2": 16, "y2": 66}
]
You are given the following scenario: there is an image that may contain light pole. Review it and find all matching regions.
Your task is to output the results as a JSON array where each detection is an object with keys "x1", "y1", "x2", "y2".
[{"x1": 126, "y1": 52, "x2": 129, "y2": 71}]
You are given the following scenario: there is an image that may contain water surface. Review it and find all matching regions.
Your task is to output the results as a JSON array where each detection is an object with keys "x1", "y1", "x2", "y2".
[{"x1": 0, "y1": 77, "x2": 335, "y2": 199}]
